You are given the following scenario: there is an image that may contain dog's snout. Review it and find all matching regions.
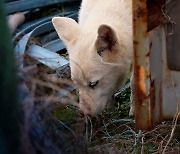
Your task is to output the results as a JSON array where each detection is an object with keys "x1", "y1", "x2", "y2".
[{"x1": 79, "y1": 98, "x2": 95, "y2": 116}]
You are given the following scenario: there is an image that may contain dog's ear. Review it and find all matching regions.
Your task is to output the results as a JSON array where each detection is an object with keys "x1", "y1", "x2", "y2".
[
  {"x1": 95, "y1": 25, "x2": 119, "y2": 64},
  {"x1": 52, "y1": 17, "x2": 80, "y2": 45}
]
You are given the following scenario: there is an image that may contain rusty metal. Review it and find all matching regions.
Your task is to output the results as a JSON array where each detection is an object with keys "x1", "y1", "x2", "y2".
[
  {"x1": 133, "y1": 0, "x2": 166, "y2": 130},
  {"x1": 134, "y1": 0, "x2": 180, "y2": 130},
  {"x1": 133, "y1": 0, "x2": 151, "y2": 130},
  {"x1": 147, "y1": 0, "x2": 165, "y2": 31}
]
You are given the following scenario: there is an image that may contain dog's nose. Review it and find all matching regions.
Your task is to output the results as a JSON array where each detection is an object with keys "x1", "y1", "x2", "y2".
[{"x1": 79, "y1": 98, "x2": 97, "y2": 116}]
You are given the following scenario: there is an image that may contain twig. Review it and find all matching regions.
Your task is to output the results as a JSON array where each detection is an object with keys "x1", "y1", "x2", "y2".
[{"x1": 162, "y1": 112, "x2": 180, "y2": 153}]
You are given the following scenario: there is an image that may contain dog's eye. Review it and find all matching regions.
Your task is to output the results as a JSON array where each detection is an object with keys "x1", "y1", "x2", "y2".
[
  {"x1": 89, "y1": 81, "x2": 99, "y2": 89},
  {"x1": 97, "y1": 49, "x2": 104, "y2": 56}
]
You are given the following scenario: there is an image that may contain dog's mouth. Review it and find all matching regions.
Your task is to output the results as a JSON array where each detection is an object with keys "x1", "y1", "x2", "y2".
[{"x1": 78, "y1": 95, "x2": 115, "y2": 117}]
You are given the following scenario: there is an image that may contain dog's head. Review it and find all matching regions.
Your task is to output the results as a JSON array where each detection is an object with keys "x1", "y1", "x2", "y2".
[{"x1": 52, "y1": 17, "x2": 132, "y2": 116}]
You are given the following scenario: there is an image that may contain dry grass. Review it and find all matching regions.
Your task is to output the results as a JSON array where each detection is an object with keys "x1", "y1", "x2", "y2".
[{"x1": 17, "y1": 55, "x2": 180, "y2": 154}]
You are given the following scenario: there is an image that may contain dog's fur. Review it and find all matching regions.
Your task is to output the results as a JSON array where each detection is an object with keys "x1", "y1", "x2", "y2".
[{"x1": 52, "y1": 0, "x2": 133, "y2": 116}]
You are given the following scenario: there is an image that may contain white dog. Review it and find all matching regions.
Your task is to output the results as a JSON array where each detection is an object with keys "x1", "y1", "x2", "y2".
[{"x1": 52, "y1": 0, "x2": 133, "y2": 116}]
